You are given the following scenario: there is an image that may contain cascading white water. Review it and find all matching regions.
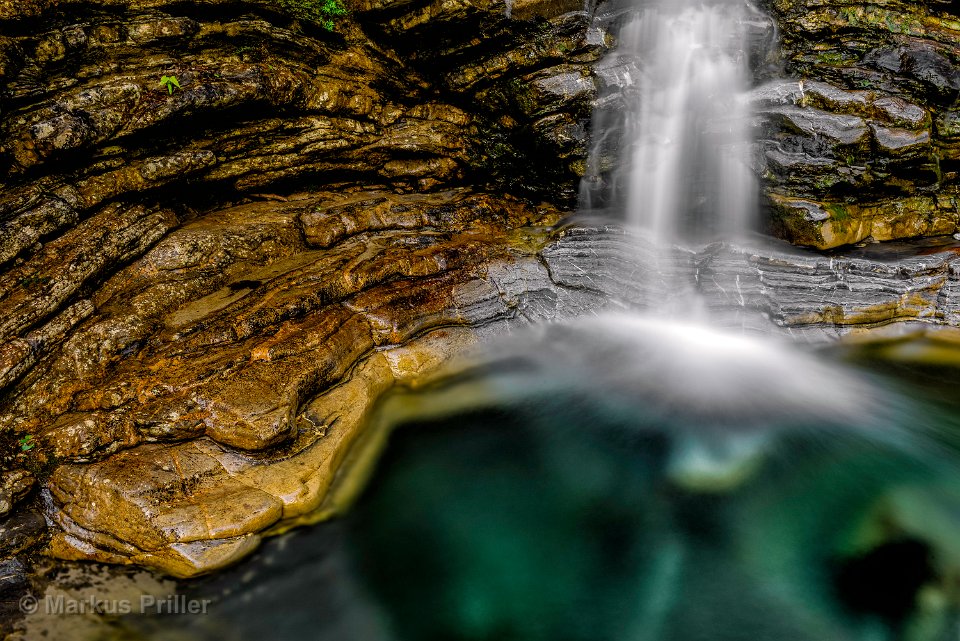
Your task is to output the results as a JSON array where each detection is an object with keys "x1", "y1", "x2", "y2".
[{"x1": 583, "y1": 0, "x2": 759, "y2": 245}]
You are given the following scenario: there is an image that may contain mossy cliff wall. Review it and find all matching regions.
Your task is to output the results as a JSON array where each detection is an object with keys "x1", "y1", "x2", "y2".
[{"x1": 756, "y1": 0, "x2": 960, "y2": 248}]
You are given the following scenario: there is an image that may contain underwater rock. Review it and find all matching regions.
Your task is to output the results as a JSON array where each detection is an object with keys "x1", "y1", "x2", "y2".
[{"x1": 333, "y1": 314, "x2": 960, "y2": 641}]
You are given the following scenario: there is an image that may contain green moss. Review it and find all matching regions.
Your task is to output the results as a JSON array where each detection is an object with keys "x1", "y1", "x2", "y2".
[
  {"x1": 824, "y1": 203, "x2": 852, "y2": 234},
  {"x1": 936, "y1": 112, "x2": 960, "y2": 139},
  {"x1": 276, "y1": 0, "x2": 348, "y2": 31},
  {"x1": 507, "y1": 78, "x2": 538, "y2": 116},
  {"x1": 825, "y1": 203, "x2": 853, "y2": 233},
  {"x1": 813, "y1": 174, "x2": 845, "y2": 192},
  {"x1": 837, "y1": 7, "x2": 925, "y2": 37},
  {"x1": 830, "y1": 204, "x2": 851, "y2": 221},
  {"x1": 815, "y1": 51, "x2": 845, "y2": 66},
  {"x1": 18, "y1": 275, "x2": 50, "y2": 289},
  {"x1": 930, "y1": 16, "x2": 960, "y2": 32}
]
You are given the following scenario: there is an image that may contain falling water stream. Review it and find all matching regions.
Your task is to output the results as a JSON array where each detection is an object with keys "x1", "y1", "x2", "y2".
[
  {"x1": 576, "y1": 0, "x2": 773, "y2": 312},
  {"x1": 35, "y1": 1, "x2": 960, "y2": 640},
  {"x1": 301, "y1": 2, "x2": 960, "y2": 639},
  {"x1": 581, "y1": 0, "x2": 758, "y2": 244}
]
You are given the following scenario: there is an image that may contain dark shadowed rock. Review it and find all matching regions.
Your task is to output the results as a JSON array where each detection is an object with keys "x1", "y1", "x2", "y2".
[{"x1": 751, "y1": 0, "x2": 960, "y2": 247}]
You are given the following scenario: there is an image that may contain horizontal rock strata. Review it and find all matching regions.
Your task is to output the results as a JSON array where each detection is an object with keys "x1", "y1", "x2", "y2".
[
  {"x1": 0, "y1": 0, "x2": 607, "y2": 578},
  {"x1": 546, "y1": 226, "x2": 960, "y2": 329},
  {"x1": 755, "y1": 0, "x2": 960, "y2": 248},
  {"x1": 0, "y1": 0, "x2": 959, "y2": 583},
  {"x1": 33, "y1": 220, "x2": 960, "y2": 577},
  {"x1": 38, "y1": 195, "x2": 603, "y2": 576}
]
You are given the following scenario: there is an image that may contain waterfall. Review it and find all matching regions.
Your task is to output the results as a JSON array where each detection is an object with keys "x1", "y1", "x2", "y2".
[{"x1": 581, "y1": 0, "x2": 760, "y2": 245}]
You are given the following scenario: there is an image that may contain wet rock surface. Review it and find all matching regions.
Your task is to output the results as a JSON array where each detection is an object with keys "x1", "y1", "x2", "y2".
[
  {"x1": 15, "y1": 216, "x2": 960, "y2": 580},
  {"x1": 581, "y1": 0, "x2": 960, "y2": 248},
  {"x1": 0, "y1": 0, "x2": 959, "y2": 598},
  {"x1": 0, "y1": 0, "x2": 606, "y2": 582},
  {"x1": 546, "y1": 225, "x2": 960, "y2": 331},
  {"x1": 754, "y1": 0, "x2": 960, "y2": 248},
  {"x1": 28, "y1": 193, "x2": 584, "y2": 577}
]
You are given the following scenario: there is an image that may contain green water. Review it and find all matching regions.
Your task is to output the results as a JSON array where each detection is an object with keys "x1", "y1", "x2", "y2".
[
  {"x1": 345, "y1": 389, "x2": 960, "y2": 641},
  {"x1": 124, "y1": 324, "x2": 960, "y2": 641}
]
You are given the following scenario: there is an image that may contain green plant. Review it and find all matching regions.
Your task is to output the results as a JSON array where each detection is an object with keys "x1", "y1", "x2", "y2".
[
  {"x1": 277, "y1": 0, "x2": 348, "y2": 31},
  {"x1": 18, "y1": 435, "x2": 34, "y2": 452},
  {"x1": 160, "y1": 75, "x2": 182, "y2": 94}
]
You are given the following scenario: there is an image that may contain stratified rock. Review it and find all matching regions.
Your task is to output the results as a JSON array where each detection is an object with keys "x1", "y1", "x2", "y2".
[
  {"x1": 37, "y1": 219, "x2": 595, "y2": 576},
  {"x1": 0, "y1": 471, "x2": 33, "y2": 519},
  {"x1": 32, "y1": 216, "x2": 960, "y2": 578},
  {"x1": 542, "y1": 225, "x2": 960, "y2": 329},
  {"x1": 768, "y1": 193, "x2": 958, "y2": 249},
  {"x1": 0, "y1": 0, "x2": 604, "y2": 578},
  {"x1": 753, "y1": 0, "x2": 960, "y2": 247}
]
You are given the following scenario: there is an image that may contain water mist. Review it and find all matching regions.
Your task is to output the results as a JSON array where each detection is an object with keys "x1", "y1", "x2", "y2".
[{"x1": 121, "y1": 3, "x2": 960, "y2": 641}]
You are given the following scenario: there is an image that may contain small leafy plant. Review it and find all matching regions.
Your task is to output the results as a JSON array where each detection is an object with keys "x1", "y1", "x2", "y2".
[
  {"x1": 160, "y1": 75, "x2": 182, "y2": 94},
  {"x1": 18, "y1": 435, "x2": 34, "y2": 452},
  {"x1": 277, "y1": 0, "x2": 348, "y2": 31}
]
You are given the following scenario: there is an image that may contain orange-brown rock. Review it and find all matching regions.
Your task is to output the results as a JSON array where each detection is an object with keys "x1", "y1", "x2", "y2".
[
  {"x1": 1, "y1": 0, "x2": 960, "y2": 584},
  {"x1": 23, "y1": 189, "x2": 571, "y2": 576}
]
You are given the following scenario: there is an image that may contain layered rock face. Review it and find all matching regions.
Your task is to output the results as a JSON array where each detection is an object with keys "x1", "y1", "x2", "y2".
[
  {"x1": 756, "y1": 0, "x2": 960, "y2": 248},
  {"x1": 0, "y1": 0, "x2": 959, "y2": 584},
  {"x1": 0, "y1": 0, "x2": 606, "y2": 577}
]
